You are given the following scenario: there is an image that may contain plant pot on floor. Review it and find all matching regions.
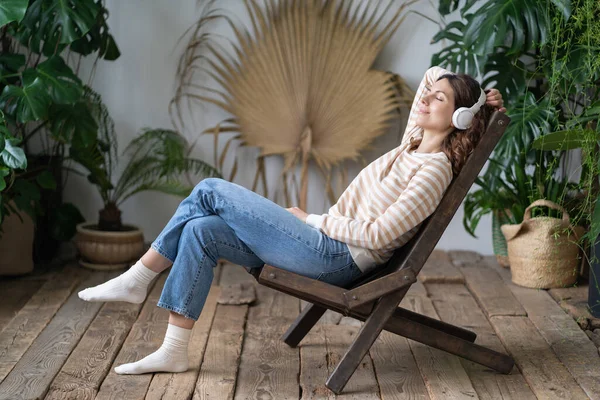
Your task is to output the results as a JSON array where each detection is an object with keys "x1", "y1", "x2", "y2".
[
  {"x1": 0, "y1": 208, "x2": 35, "y2": 275},
  {"x1": 501, "y1": 200, "x2": 585, "y2": 289},
  {"x1": 75, "y1": 222, "x2": 144, "y2": 271}
]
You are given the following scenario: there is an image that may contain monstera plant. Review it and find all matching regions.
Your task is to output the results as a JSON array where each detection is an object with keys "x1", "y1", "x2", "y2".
[
  {"x1": 0, "y1": 0, "x2": 120, "y2": 263},
  {"x1": 426, "y1": 0, "x2": 595, "y2": 262},
  {"x1": 171, "y1": 0, "x2": 416, "y2": 210}
]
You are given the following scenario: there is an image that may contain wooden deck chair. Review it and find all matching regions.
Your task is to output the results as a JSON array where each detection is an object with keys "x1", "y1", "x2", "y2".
[{"x1": 247, "y1": 111, "x2": 513, "y2": 394}]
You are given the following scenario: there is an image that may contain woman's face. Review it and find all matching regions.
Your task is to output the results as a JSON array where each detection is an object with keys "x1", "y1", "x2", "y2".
[{"x1": 415, "y1": 78, "x2": 456, "y2": 133}]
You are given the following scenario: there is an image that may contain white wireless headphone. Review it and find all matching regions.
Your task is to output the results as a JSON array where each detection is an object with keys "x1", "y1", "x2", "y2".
[{"x1": 451, "y1": 89, "x2": 486, "y2": 130}]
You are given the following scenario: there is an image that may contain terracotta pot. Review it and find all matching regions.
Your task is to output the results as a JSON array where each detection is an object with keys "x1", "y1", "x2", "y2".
[
  {"x1": 75, "y1": 222, "x2": 144, "y2": 270},
  {"x1": 0, "y1": 209, "x2": 35, "y2": 275}
]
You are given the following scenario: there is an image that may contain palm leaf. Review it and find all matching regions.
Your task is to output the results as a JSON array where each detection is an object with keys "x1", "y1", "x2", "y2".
[
  {"x1": 172, "y1": 0, "x2": 415, "y2": 208},
  {"x1": 113, "y1": 128, "x2": 221, "y2": 205},
  {"x1": 118, "y1": 181, "x2": 193, "y2": 206}
]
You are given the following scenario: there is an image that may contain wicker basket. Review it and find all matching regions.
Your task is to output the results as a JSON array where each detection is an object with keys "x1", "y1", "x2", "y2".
[{"x1": 501, "y1": 199, "x2": 584, "y2": 289}]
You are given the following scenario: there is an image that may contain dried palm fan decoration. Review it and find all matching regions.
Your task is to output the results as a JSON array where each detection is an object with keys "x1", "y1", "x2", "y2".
[{"x1": 171, "y1": 0, "x2": 416, "y2": 209}]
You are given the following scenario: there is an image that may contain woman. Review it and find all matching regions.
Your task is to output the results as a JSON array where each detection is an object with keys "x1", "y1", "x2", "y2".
[{"x1": 78, "y1": 66, "x2": 505, "y2": 374}]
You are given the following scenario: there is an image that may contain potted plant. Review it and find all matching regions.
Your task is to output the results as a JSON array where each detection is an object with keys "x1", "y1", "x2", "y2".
[
  {"x1": 425, "y1": 0, "x2": 598, "y2": 268},
  {"x1": 0, "y1": 110, "x2": 39, "y2": 274},
  {"x1": 0, "y1": 0, "x2": 120, "y2": 265},
  {"x1": 533, "y1": 128, "x2": 600, "y2": 312},
  {"x1": 70, "y1": 96, "x2": 220, "y2": 269}
]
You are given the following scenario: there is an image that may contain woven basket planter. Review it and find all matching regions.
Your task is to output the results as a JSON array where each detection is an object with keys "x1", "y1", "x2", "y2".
[
  {"x1": 501, "y1": 199, "x2": 584, "y2": 289},
  {"x1": 75, "y1": 222, "x2": 144, "y2": 270}
]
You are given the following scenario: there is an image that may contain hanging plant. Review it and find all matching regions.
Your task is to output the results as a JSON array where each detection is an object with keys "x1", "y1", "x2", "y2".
[{"x1": 171, "y1": 0, "x2": 416, "y2": 209}]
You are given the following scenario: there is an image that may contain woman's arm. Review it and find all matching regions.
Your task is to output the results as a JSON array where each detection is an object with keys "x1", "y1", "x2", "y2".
[
  {"x1": 307, "y1": 159, "x2": 453, "y2": 250},
  {"x1": 401, "y1": 66, "x2": 453, "y2": 146}
]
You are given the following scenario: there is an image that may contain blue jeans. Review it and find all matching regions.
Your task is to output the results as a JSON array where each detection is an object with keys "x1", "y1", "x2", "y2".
[{"x1": 152, "y1": 178, "x2": 363, "y2": 320}]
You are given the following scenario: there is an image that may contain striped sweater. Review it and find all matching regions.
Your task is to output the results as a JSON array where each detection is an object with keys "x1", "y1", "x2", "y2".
[{"x1": 306, "y1": 66, "x2": 454, "y2": 272}]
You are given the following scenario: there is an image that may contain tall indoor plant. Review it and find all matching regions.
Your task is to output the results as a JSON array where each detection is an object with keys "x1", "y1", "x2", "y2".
[
  {"x1": 0, "y1": 0, "x2": 120, "y2": 265},
  {"x1": 72, "y1": 93, "x2": 221, "y2": 269},
  {"x1": 426, "y1": 0, "x2": 590, "y2": 262}
]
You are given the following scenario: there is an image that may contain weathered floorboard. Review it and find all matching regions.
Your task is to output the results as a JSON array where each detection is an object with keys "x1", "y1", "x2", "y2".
[
  {"x1": 95, "y1": 274, "x2": 169, "y2": 400},
  {"x1": 0, "y1": 264, "x2": 86, "y2": 381},
  {"x1": 299, "y1": 325, "x2": 330, "y2": 400},
  {"x1": 427, "y1": 283, "x2": 535, "y2": 400},
  {"x1": 193, "y1": 302, "x2": 248, "y2": 400},
  {"x1": 490, "y1": 316, "x2": 588, "y2": 400},
  {"x1": 0, "y1": 278, "x2": 45, "y2": 332},
  {"x1": 418, "y1": 250, "x2": 464, "y2": 284},
  {"x1": 233, "y1": 284, "x2": 300, "y2": 400},
  {"x1": 401, "y1": 295, "x2": 478, "y2": 399},
  {"x1": 487, "y1": 256, "x2": 600, "y2": 399},
  {"x1": 448, "y1": 251, "x2": 526, "y2": 317},
  {"x1": 146, "y1": 286, "x2": 220, "y2": 400},
  {"x1": 324, "y1": 324, "x2": 380, "y2": 399},
  {"x1": 0, "y1": 270, "x2": 110, "y2": 400},
  {"x1": 45, "y1": 274, "x2": 158, "y2": 400},
  {"x1": 369, "y1": 328, "x2": 429, "y2": 400},
  {"x1": 193, "y1": 262, "x2": 252, "y2": 400}
]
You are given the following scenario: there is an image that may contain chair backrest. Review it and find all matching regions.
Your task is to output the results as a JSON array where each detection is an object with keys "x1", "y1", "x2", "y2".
[{"x1": 354, "y1": 111, "x2": 510, "y2": 285}]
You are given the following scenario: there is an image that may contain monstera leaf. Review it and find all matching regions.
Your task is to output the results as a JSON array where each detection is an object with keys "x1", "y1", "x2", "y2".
[
  {"x1": 69, "y1": 5, "x2": 120, "y2": 60},
  {"x1": 0, "y1": 54, "x2": 25, "y2": 78},
  {"x1": 0, "y1": 0, "x2": 28, "y2": 28},
  {"x1": 463, "y1": 0, "x2": 567, "y2": 56},
  {"x1": 35, "y1": 57, "x2": 83, "y2": 103},
  {"x1": 437, "y1": 0, "x2": 479, "y2": 16},
  {"x1": 14, "y1": 0, "x2": 100, "y2": 55},
  {"x1": 0, "y1": 56, "x2": 83, "y2": 122},
  {"x1": 0, "y1": 70, "x2": 52, "y2": 122}
]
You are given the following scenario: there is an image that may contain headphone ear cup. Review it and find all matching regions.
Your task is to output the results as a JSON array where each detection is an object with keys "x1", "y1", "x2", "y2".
[{"x1": 452, "y1": 108, "x2": 474, "y2": 130}]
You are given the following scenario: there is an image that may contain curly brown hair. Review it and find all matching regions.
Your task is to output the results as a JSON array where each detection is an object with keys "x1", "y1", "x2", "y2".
[{"x1": 408, "y1": 73, "x2": 494, "y2": 177}]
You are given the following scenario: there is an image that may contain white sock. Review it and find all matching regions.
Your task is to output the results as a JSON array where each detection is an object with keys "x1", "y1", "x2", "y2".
[
  {"x1": 114, "y1": 324, "x2": 191, "y2": 374},
  {"x1": 78, "y1": 260, "x2": 158, "y2": 303}
]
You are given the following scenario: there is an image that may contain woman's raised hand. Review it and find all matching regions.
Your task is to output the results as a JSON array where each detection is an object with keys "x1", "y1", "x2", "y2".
[{"x1": 485, "y1": 88, "x2": 506, "y2": 113}]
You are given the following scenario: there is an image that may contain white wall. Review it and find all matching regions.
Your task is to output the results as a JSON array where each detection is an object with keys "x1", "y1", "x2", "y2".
[{"x1": 64, "y1": 0, "x2": 495, "y2": 255}]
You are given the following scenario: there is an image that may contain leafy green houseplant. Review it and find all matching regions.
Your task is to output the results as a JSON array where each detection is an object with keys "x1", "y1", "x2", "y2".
[
  {"x1": 427, "y1": 0, "x2": 594, "y2": 265},
  {"x1": 72, "y1": 98, "x2": 221, "y2": 268},
  {"x1": 0, "y1": 0, "x2": 120, "y2": 265}
]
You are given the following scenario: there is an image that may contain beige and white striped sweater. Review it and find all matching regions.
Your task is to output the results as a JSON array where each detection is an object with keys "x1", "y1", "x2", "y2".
[{"x1": 306, "y1": 66, "x2": 454, "y2": 272}]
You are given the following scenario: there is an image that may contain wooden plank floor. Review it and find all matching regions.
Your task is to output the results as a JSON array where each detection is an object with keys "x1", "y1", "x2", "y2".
[{"x1": 0, "y1": 251, "x2": 598, "y2": 399}]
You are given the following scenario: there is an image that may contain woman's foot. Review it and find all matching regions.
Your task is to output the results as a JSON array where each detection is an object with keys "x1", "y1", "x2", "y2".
[
  {"x1": 114, "y1": 324, "x2": 191, "y2": 374},
  {"x1": 78, "y1": 260, "x2": 158, "y2": 303}
]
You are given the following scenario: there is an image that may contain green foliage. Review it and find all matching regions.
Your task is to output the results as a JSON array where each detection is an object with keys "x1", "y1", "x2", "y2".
[
  {"x1": 67, "y1": 91, "x2": 221, "y2": 229},
  {"x1": 0, "y1": 0, "x2": 120, "y2": 241},
  {"x1": 429, "y1": 0, "x2": 600, "y2": 242},
  {"x1": 0, "y1": 0, "x2": 28, "y2": 27}
]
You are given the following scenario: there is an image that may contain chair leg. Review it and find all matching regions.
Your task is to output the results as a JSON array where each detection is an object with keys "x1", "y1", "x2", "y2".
[
  {"x1": 394, "y1": 307, "x2": 476, "y2": 342},
  {"x1": 326, "y1": 290, "x2": 406, "y2": 394},
  {"x1": 346, "y1": 307, "x2": 514, "y2": 374},
  {"x1": 281, "y1": 302, "x2": 327, "y2": 347}
]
